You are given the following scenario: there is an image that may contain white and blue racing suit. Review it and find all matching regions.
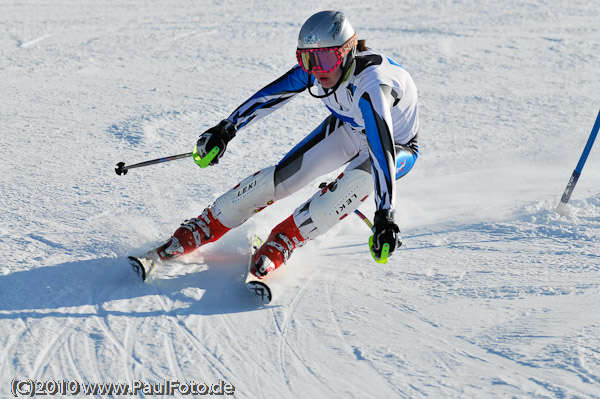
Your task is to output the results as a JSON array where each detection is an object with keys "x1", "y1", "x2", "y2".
[{"x1": 214, "y1": 49, "x2": 419, "y2": 239}]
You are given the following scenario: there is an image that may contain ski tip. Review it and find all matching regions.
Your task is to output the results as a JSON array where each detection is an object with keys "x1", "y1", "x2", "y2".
[
  {"x1": 128, "y1": 256, "x2": 146, "y2": 281},
  {"x1": 245, "y1": 280, "x2": 272, "y2": 304}
]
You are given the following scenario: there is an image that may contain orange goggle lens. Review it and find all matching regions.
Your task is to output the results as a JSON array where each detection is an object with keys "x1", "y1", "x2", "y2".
[{"x1": 296, "y1": 34, "x2": 357, "y2": 73}]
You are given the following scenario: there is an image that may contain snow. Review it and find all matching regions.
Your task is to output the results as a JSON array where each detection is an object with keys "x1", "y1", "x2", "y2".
[{"x1": 1, "y1": 0, "x2": 599, "y2": 397}]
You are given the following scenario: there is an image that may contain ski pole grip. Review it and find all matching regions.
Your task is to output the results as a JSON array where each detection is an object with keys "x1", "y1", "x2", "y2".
[
  {"x1": 193, "y1": 145, "x2": 220, "y2": 168},
  {"x1": 369, "y1": 235, "x2": 390, "y2": 264}
]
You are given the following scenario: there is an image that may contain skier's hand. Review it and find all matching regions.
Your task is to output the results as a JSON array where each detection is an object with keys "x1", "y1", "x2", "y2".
[
  {"x1": 193, "y1": 119, "x2": 237, "y2": 167},
  {"x1": 369, "y1": 209, "x2": 401, "y2": 264}
]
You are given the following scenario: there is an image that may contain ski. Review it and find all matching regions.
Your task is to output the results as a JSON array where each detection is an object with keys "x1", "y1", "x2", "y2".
[
  {"x1": 244, "y1": 235, "x2": 272, "y2": 304},
  {"x1": 127, "y1": 238, "x2": 272, "y2": 303},
  {"x1": 127, "y1": 253, "x2": 160, "y2": 282}
]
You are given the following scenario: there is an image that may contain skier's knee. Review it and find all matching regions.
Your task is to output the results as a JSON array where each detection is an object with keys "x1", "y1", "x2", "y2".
[
  {"x1": 293, "y1": 168, "x2": 372, "y2": 240},
  {"x1": 214, "y1": 165, "x2": 277, "y2": 227}
]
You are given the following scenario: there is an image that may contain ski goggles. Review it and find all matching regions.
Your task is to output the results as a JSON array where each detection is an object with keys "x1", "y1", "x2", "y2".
[{"x1": 296, "y1": 34, "x2": 357, "y2": 73}]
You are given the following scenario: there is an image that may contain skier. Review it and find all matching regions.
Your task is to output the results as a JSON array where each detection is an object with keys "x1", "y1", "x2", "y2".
[{"x1": 135, "y1": 10, "x2": 419, "y2": 280}]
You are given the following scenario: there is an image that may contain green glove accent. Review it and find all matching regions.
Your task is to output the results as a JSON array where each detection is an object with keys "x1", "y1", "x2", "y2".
[
  {"x1": 193, "y1": 145, "x2": 220, "y2": 168},
  {"x1": 369, "y1": 235, "x2": 390, "y2": 264}
]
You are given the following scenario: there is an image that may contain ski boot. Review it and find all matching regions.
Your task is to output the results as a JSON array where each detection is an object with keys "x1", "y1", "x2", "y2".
[
  {"x1": 156, "y1": 205, "x2": 231, "y2": 261},
  {"x1": 131, "y1": 205, "x2": 231, "y2": 280},
  {"x1": 251, "y1": 215, "x2": 306, "y2": 279}
]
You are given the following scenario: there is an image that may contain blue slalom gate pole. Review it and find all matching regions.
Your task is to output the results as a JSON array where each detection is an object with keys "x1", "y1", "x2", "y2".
[{"x1": 556, "y1": 110, "x2": 600, "y2": 215}]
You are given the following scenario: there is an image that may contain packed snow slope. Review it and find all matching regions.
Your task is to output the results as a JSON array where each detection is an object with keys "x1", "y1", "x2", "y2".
[{"x1": 1, "y1": 0, "x2": 599, "y2": 397}]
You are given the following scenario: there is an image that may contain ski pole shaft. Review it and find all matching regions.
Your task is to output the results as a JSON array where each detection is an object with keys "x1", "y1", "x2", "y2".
[
  {"x1": 556, "y1": 109, "x2": 600, "y2": 215},
  {"x1": 115, "y1": 152, "x2": 192, "y2": 175},
  {"x1": 353, "y1": 209, "x2": 374, "y2": 230}
]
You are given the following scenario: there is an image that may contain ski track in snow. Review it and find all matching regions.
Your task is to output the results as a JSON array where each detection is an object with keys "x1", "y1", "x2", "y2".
[
  {"x1": 1, "y1": 0, "x2": 600, "y2": 398},
  {"x1": 18, "y1": 33, "x2": 55, "y2": 49}
]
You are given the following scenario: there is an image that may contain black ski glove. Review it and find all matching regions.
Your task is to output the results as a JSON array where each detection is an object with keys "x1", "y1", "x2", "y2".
[
  {"x1": 370, "y1": 209, "x2": 401, "y2": 263},
  {"x1": 193, "y1": 119, "x2": 237, "y2": 167}
]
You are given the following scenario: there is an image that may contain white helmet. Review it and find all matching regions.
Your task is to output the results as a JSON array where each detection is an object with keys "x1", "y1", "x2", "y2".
[
  {"x1": 298, "y1": 10, "x2": 356, "y2": 50},
  {"x1": 296, "y1": 11, "x2": 358, "y2": 75}
]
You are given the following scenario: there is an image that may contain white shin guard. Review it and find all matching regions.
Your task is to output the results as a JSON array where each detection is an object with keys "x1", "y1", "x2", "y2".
[
  {"x1": 294, "y1": 168, "x2": 373, "y2": 240},
  {"x1": 214, "y1": 166, "x2": 277, "y2": 228}
]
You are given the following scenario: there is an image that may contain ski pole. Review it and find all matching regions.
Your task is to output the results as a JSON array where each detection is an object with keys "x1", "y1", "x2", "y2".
[
  {"x1": 115, "y1": 146, "x2": 221, "y2": 175},
  {"x1": 355, "y1": 208, "x2": 392, "y2": 265},
  {"x1": 556, "y1": 109, "x2": 600, "y2": 215},
  {"x1": 353, "y1": 209, "x2": 373, "y2": 229},
  {"x1": 314, "y1": 183, "x2": 389, "y2": 263},
  {"x1": 115, "y1": 152, "x2": 193, "y2": 175}
]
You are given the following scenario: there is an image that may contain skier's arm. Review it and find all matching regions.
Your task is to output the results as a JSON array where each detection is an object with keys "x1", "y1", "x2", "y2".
[
  {"x1": 358, "y1": 85, "x2": 397, "y2": 214},
  {"x1": 359, "y1": 85, "x2": 402, "y2": 262},
  {"x1": 194, "y1": 66, "x2": 311, "y2": 167},
  {"x1": 227, "y1": 65, "x2": 312, "y2": 131}
]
